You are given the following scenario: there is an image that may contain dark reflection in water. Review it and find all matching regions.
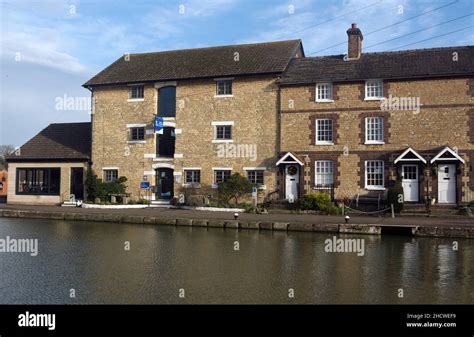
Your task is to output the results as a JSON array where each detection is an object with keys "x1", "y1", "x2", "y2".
[{"x1": 0, "y1": 218, "x2": 472, "y2": 304}]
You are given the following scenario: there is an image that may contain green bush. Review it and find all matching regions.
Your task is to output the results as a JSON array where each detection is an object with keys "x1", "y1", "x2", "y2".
[
  {"x1": 85, "y1": 169, "x2": 128, "y2": 202},
  {"x1": 217, "y1": 173, "x2": 253, "y2": 206},
  {"x1": 387, "y1": 180, "x2": 404, "y2": 213},
  {"x1": 299, "y1": 192, "x2": 332, "y2": 211},
  {"x1": 136, "y1": 198, "x2": 150, "y2": 205}
]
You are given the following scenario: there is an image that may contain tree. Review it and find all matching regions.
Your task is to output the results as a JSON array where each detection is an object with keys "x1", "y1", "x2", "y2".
[
  {"x1": 217, "y1": 173, "x2": 253, "y2": 205},
  {"x1": 0, "y1": 145, "x2": 15, "y2": 171}
]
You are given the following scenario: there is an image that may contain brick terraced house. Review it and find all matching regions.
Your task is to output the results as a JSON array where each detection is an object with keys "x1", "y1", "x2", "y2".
[
  {"x1": 83, "y1": 40, "x2": 304, "y2": 204},
  {"x1": 277, "y1": 24, "x2": 474, "y2": 205}
]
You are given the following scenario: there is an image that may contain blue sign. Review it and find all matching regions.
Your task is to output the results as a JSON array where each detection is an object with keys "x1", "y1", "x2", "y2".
[
  {"x1": 154, "y1": 117, "x2": 164, "y2": 134},
  {"x1": 140, "y1": 181, "x2": 150, "y2": 189}
]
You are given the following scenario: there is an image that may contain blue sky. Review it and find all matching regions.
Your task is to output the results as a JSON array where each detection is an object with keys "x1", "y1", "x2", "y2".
[{"x1": 1, "y1": 0, "x2": 473, "y2": 147}]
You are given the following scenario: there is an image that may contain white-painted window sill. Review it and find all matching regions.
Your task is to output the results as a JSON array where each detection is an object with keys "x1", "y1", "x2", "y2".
[
  {"x1": 214, "y1": 95, "x2": 233, "y2": 98},
  {"x1": 183, "y1": 183, "x2": 201, "y2": 188},
  {"x1": 365, "y1": 187, "x2": 386, "y2": 191},
  {"x1": 364, "y1": 97, "x2": 385, "y2": 101},
  {"x1": 127, "y1": 140, "x2": 146, "y2": 144},
  {"x1": 127, "y1": 98, "x2": 144, "y2": 102},
  {"x1": 315, "y1": 142, "x2": 334, "y2": 146},
  {"x1": 364, "y1": 141, "x2": 385, "y2": 145},
  {"x1": 212, "y1": 139, "x2": 233, "y2": 143},
  {"x1": 315, "y1": 99, "x2": 334, "y2": 103}
]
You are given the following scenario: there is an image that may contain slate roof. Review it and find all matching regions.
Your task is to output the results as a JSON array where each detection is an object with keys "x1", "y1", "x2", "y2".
[
  {"x1": 278, "y1": 46, "x2": 474, "y2": 85},
  {"x1": 84, "y1": 40, "x2": 303, "y2": 87},
  {"x1": 6, "y1": 123, "x2": 91, "y2": 162}
]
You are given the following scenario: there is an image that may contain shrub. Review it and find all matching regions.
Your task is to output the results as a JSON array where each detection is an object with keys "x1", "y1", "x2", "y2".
[
  {"x1": 136, "y1": 198, "x2": 150, "y2": 205},
  {"x1": 85, "y1": 169, "x2": 128, "y2": 202},
  {"x1": 387, "y1": 179, "x2": 404, "y2": 213},
  {"x1": 217, "y1": 173, "x2": 253, "y2": 206},
  {"x1": 299, "y1": 192, "x2": 332, "y2": 211}
]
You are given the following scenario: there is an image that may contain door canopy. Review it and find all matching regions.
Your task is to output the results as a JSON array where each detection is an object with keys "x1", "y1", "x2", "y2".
[
  {"x1": 394, "y1": 147, "x2": 426, "y2": 164},
  {"x1": 430, "y1": 147, "x2": 465, "y2": 164},
  {"x1": 276, "y1": 152, "x2": 304, "y2": 166}
]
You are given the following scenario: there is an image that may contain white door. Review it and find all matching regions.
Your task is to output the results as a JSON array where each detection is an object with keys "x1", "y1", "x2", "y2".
[
  {"x1": 402, "y1": 165, "x2": 419, "y2": 202},
  {"x1": 438, "y1": 164, "x2": 456, "y2": 203},
  {"x1": 285, "y1": 165, "x2": 299, "y2": 201}
]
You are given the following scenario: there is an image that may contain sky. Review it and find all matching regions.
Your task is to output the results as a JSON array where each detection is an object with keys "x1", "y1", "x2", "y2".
[{"x1": 1, "y1": 0, "x2": 473, "y2": 147}]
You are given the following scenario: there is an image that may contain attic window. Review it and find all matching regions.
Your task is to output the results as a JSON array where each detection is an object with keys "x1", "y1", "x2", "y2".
[
  {"x1": 216, "y1": 80, "x2": 232, "y2": 96},
  {"x1": 129, "y1": 85, "x2": 144, "y2": 99}
]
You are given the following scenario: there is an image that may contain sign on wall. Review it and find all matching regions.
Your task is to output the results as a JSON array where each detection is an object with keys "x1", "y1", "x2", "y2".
[
  {"x1": 140, "y1": 181, "x2": 150, "y2": 189},
  {"x1": 154, "y1": 117, "x2": 164, "y2": 134}
]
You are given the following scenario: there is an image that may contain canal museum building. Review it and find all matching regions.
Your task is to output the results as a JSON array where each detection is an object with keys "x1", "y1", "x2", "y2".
[{"x1": 5, "y1": 24, "x2": 474, "y2": 207}]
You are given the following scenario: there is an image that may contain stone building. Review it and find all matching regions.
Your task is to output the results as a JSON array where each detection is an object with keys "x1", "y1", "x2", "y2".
[
  {"x1": 277, "y1": 24, "x2": 474, "y2": 205},
  {"x1": 83, "y1": 40, "x2": 304, "y2": 204}
]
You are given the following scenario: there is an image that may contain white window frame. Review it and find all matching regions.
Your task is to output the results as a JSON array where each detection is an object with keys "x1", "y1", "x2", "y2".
[
  {"x1": 315, "y1": 83, "x2": 334, "y2": 102},
  {"x1": 215, "y1": 79, "x2": 233, "y2": 97},
  {"x1": 365, "y1": 117, "x2": 384, "y2": 144},
  {"x1": 365, "y1": 160, "x2": 385, "y2": 190},
  {"x1": 211, "y1": 121, "x2": 234, "y2": 143},
  {"x1": 315, "y1": 119, "x2": 334, "y2": 145},
  {"x1": 364, "y1": 80, "x2": 384, "y2": 100},
  {"x1": 315, "y1": 160, "x2": 334, "y2": 186},
  {"x1": 128, "y1": 84, "x2": 145, "y2": 101}
]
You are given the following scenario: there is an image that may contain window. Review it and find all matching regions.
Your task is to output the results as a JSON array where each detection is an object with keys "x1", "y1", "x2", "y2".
[
  {"x1": 16, "y1": 168, "x2": 60, "y2": 195},
  {"x1": 365, "y1": 117, "x2": 384, "y2": 144},
  {"x1": 216, "y1": 125, "x2": 232, "y2": 140},
  {"x1": 315, "y1": 119, "x2": 333, "y2": 145},
  {"x1": 316, "y1": 83, "x2": 333, "y2": 102},
  {"x1": 315, "y1": 161, "x2": 334, "y2": 186},
  {"x1": 184, "y1": 170, "x2": 201, "y2": 184},
  {"x1": 129, "y1": 85, "x2": 144, "y2": 99},
  {"x1": 158, "y1": 86, "x2": 176, "y2": 117},
  {"x1": 216, "y1": 80, "x2": 232, "y2": 96},
  {"x1": 104, "y1": 169, "x2": 118, "y2": 183},
  {"x1": 130, "y1": 127, "x2": 145, "y2": 141},
  {"x1": 214, "y1": 170, "x2": 231, "y2": 184},
  {"x1": 365, "y1": 80, "x2": 383, "y2": 99},
  {"x1": 365, "y1": 160, "x2": 384, "y2": 189},
  {"x1": 247, "y1": 170, "x2": 264, "y2": 185}
]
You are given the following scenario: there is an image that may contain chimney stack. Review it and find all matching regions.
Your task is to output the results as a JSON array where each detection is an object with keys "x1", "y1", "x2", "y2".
[{"x1": 346, "y1": 23, "x2": 363, "y2": 60}]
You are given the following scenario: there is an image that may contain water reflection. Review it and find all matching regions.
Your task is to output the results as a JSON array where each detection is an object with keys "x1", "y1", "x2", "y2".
[{"x1": 0, "y1": 218, "x2": 472, "y2": 304}]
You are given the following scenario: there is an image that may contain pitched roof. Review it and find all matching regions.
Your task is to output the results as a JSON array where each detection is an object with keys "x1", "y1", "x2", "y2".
[
  {"x1": 278, "y1": 46, "x2": 474, "y2": 85},
  {"x1": 84, "y1": 40, "x2": 303, "y2": 87},
  {"x1": 6, "y1": 123, "x2": 91, "y2": 162}
]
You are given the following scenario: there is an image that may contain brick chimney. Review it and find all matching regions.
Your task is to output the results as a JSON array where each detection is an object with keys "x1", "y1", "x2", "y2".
[{"x1": 346, "y1": 23, "x2": 363, "y2": 60}]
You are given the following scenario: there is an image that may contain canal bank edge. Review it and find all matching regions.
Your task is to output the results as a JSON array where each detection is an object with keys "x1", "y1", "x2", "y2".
[{"x1": 0, "y1": 209, "x2": 473, "y2": 239}]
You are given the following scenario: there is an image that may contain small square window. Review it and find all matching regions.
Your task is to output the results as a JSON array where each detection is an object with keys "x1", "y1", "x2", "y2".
[
  {"x1": 216, "y1": 125, "x2": 232, "y2": 140},
  {"x1": 214, "y1": 170, "x2": 231, "y2": 184},
  {"x1": 104, "y1": 170, "x2": 118, "y2": 183},
  {"x1": 184, "y1": 170, "x2": 200, "y2": 184},
  {"x1": 216, "y1": 80, "x2": 232, "y2": 96},
  {"x1": 130, "y1": 127, "x2": 145, "y2": 141},
  {"x1": 316, "y1": 83, "x2": 333, "y2": 102},
  {"x1": 129, "y1": 85, "x2": 144, "y2": 99},
  {"x1": 365, "y1": 80, "x2": 383, "y2": 99},
  {"x1": 247, "y1": 170, "x2": 264, "y2": 185}
]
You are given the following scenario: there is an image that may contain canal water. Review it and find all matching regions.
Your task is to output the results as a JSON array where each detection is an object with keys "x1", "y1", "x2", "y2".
[{"x1": 0, "y1": 218, "x2": 472, "y2": 304}]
